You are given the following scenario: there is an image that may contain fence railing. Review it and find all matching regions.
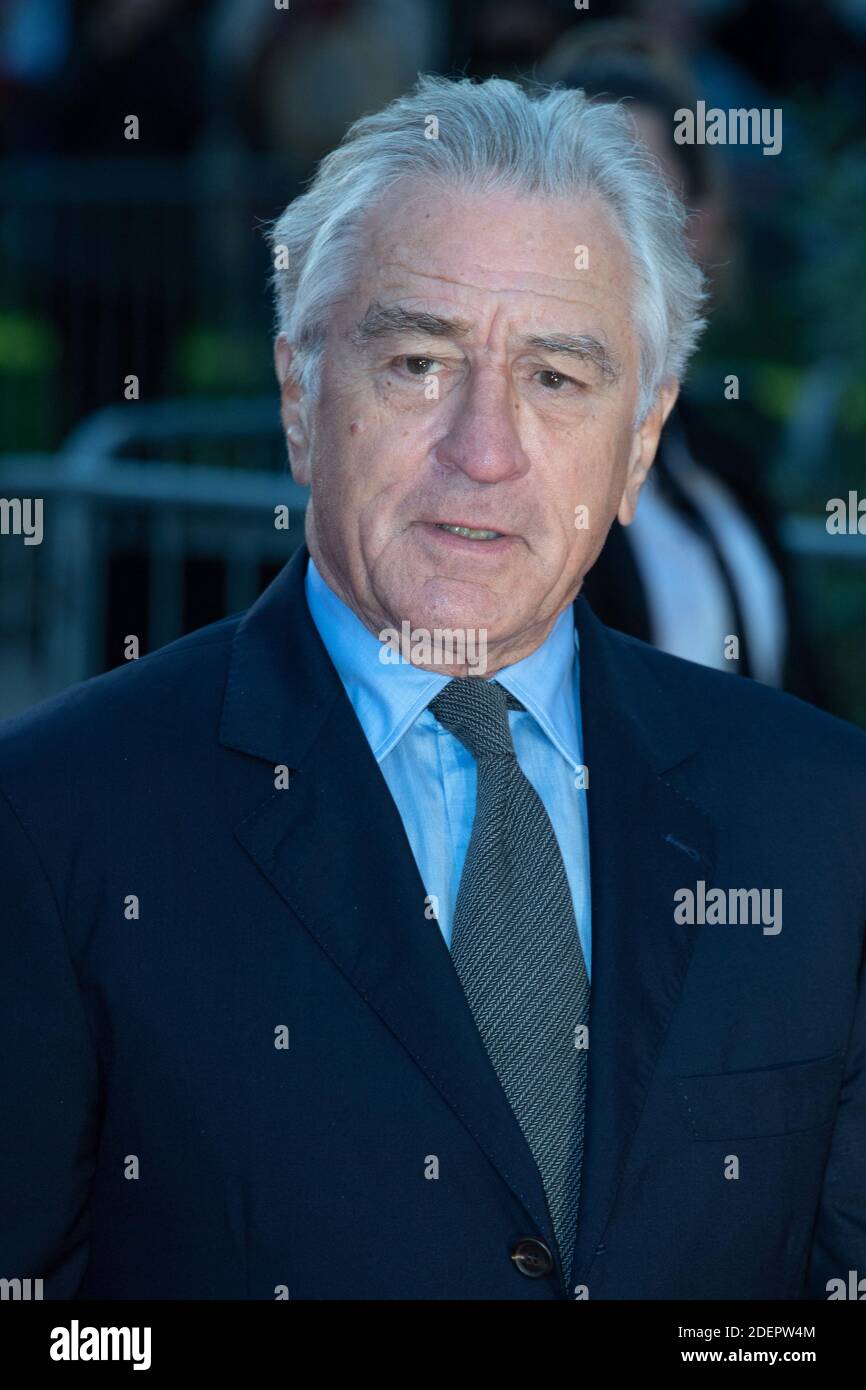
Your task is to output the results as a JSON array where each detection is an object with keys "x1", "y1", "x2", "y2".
[{"x1": 0, "y1": 396, "x2": 309, "y2": 712}]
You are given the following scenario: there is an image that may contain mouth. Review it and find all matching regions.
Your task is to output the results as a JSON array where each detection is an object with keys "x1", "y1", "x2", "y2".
[{"x1": 426, "y1": 520, "x2": 510, "y2": 543}]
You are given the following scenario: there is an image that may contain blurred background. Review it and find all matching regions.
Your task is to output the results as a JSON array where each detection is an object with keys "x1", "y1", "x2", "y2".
[{"x1": 1, "y1": 0, "x2": 865, "y2": 721}]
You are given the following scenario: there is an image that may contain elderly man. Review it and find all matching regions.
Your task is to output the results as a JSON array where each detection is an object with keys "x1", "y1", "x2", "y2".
[{"x1": 1, "y1": 75, "x2": 865, "y2": 1302}]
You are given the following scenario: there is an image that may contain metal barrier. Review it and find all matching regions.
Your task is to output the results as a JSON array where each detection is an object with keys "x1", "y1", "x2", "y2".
[{"x1": 0, "y1": 397, "x2": 308, "y2": 712}]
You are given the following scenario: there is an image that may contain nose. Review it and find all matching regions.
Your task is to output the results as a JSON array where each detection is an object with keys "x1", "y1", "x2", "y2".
[{"x1": 433, "y1": 364, "x2": 528, "y2": 485}]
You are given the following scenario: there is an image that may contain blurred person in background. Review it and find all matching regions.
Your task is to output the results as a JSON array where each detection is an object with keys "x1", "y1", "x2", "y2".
[
  {"x1": 539, "y1": 20, "x2": 829, "y2": 707},
  {"x1": 1, "y1": 0, "x2": 208, "y2": 156},
  {"x1": 210, "y1": 0, "x2": 446, "y2": 163}
]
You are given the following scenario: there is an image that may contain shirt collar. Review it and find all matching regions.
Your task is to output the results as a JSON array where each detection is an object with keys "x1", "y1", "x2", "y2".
[{"x1": 304, "y1": 554, "x2": 581, "y2": 767}]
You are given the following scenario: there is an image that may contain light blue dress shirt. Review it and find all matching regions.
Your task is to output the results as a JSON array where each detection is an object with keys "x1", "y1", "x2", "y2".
[{"x1": 304, "y1": 555, "x2": 592, "y2": 979}]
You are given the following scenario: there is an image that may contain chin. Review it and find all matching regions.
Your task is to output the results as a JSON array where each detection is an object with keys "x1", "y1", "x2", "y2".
[{"x1": 401, "y1": 587, "x2": 504, "y2": 636}]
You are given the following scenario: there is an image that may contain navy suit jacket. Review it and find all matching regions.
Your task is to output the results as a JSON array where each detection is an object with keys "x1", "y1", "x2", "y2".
[{"x1": 1, "y1": 542, "x2": 865, "y2": 1300}]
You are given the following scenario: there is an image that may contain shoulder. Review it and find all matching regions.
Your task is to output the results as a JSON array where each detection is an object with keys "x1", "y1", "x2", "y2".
[
  {"x1": 591, "y1": 612, "x2": 866, "y2": 788},
  {"x1": 0, "y1": 614, "x2": 242, "y2": 799}
]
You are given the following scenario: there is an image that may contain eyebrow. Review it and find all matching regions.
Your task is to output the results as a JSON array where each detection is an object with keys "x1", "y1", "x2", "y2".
[
  {"x1": 522, "y1": 333, "x2": 620, "y2": 381},
  {"x1": 351, "y1": 302, "x2": 620, "y2": 381},
  {"x1": 351, "y1": 302, "x2": 474, "y2": 344}
]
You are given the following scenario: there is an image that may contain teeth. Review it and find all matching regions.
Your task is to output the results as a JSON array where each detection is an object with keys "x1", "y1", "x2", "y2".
[{"x1": 437, "y1": 524, "x2": 502, "y2": 540}]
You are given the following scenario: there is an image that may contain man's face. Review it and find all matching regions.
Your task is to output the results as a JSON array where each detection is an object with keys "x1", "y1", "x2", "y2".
[{"x1": 277, "y1": 181, "x2": 677, "y2": 673}]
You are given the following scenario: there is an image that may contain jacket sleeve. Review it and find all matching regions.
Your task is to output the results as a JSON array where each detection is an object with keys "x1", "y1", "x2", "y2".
[
  {"x1": 0, "y1": 784, "x2": 101, "y2": 1297},
  {"x1": 804, "y1": 925, "x2": 866, "y2": 1298}
]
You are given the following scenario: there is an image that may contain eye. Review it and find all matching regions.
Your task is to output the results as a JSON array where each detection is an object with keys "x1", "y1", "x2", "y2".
[
  {"x1": 399, "y1": 356, "x2": 444, "y2": 377},
  {"x1": 537, "y1": 368, "x2": 578, "y2": 391}
]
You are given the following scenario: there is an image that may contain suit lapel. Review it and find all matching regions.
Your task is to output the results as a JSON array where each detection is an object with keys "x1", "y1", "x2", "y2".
[
  {"x1": 221, "y1": 544, "x2": 559, "y2": 1257},
  {"x1": 569, "y1": 599, "x2": 717, "y2": 1289}
]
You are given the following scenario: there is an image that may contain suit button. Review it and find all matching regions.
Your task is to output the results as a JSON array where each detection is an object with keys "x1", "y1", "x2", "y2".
[{"x1": 511, "y1": 1237, "x2": 555, "y2": 1279}]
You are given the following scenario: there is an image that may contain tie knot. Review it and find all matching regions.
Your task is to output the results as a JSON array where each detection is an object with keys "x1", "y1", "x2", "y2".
[{"x1": 428, "y1": 678, "x2": 524, "y2": 762}]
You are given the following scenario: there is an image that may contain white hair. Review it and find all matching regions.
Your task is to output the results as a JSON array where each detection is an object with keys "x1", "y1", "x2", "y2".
[{"x1": 266, "y1": 73, "x2": 708, "y2": 425}]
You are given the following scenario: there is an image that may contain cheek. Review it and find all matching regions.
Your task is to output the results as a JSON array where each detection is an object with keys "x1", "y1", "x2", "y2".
[
  {"x1": 556, "y1": 444, "x2": 629, "y2": 543},
  {"x1": 315, "y1": 432, "x2": 410, "y2": 547}
]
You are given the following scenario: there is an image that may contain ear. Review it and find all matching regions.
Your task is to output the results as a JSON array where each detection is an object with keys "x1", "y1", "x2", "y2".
[
  {"x1": 274, "y1": 334, "x2": 312, "y2": 487},
  {"x1": 617, "y1": 378, "x2": 680, "y2": 526}
]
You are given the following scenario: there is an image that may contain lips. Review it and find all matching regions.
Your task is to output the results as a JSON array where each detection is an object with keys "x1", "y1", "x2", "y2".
[{"x1": 426, "y1": 519, "x2": 511, "y2": 541}]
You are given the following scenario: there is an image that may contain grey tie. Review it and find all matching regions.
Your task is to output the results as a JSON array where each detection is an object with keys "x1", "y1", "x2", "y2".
[{"x1": 428, "y1": 676, "x2": 590, "y2": 1287}]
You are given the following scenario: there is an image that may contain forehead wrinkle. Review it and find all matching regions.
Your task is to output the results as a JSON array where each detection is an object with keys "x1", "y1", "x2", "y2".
[{"x1": 378, "y1": 259, "x2": 620, "y2": 303}]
